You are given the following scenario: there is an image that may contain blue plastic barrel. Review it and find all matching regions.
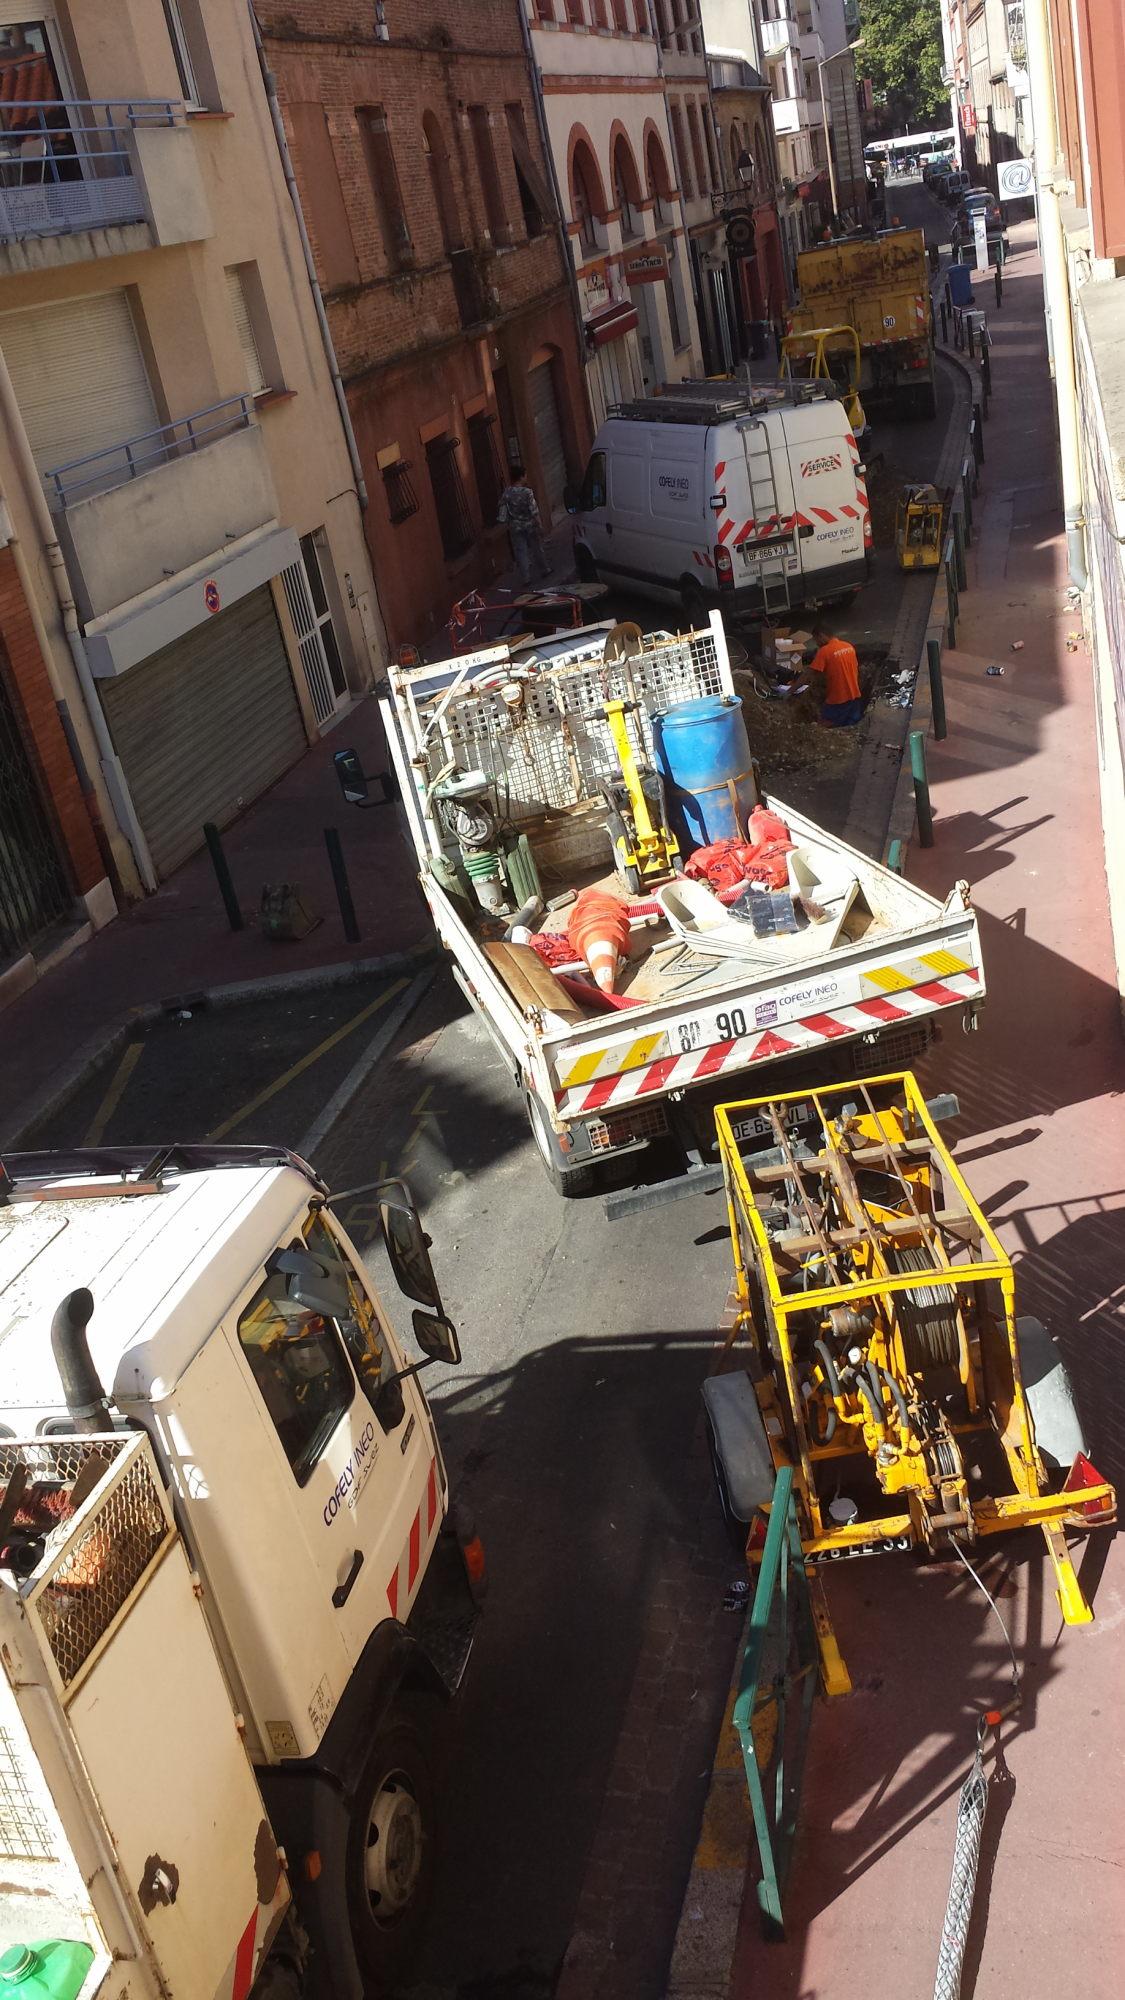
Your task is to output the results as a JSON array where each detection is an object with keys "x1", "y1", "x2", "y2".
[{"x1": 653, "y1": 695, "x2": 758, "y2": 853}]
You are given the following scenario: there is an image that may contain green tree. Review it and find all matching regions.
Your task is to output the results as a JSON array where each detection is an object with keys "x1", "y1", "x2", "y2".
[{"x1": 859, "y1": 0, "x2": 949, "y2": 128}]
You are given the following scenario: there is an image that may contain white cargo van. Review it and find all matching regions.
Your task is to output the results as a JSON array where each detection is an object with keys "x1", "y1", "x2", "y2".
[{"x1": 572, "y1": 381, "x2": 869, "y2": 620}]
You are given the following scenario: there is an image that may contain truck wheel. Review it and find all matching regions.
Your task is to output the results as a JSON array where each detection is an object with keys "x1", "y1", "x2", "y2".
[
  {"x1": 527, "y1": 1092, "x2": 597, "y2": 1197},
  {"x1": 346, "y1": 1702, "x2": 438, "y2": 1987},
  {"x1": 680, "y1": 580, "x2": 709, "y2": 627}
]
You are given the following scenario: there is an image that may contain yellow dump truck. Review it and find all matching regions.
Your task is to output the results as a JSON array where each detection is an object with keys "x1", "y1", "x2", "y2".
[{"x1": 789, "y1": 229, "x2": 936, "y2": 420}]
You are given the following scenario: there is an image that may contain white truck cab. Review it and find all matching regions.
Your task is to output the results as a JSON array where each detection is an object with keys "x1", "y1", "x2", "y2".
[
  {"x1": 572, "y1": 380, "x2": 869, "y2": 621},
  {"x1": 0, "y1": 1145, "x2": 481, "y2": 1999}
]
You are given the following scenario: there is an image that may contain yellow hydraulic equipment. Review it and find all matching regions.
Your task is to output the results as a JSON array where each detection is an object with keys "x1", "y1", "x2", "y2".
[
  {"x1": 714, "y1": 1073, "x2": 1115, "y2": 1692},
  {"x1": 601, "y1": 694, "x2": 679, "y2": 891},
  {"x1": 896, "y1": 482, "x2": 944, "y2": 569},
  {"x1": 779, "y1": 324, "x2": 867, "y2": 439}
]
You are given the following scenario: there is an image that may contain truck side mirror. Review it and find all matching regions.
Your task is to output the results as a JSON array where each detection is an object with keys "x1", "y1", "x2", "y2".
[
  {"x1": 379, "y1": 1186, "x2": 442, "y2": 1309},
  {"x1": 412, "y1": 1309, "x2": 460, "y2": 1366}
]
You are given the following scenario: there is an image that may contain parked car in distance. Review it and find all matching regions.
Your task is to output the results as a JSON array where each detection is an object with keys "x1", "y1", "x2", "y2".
[{"x1": 952, "y1": 189, "x2": 1007, "y2": 248}]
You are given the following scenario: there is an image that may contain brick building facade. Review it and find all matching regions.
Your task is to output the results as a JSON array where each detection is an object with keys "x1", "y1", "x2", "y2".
[{"x1": 259, "y1": 0, "x2": 590, "y2": 653}]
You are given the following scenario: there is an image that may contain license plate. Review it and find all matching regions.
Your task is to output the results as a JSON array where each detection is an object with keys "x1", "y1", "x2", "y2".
[{"x1": 730, "y1": 1100, "x2": 815, "y2": 1144}]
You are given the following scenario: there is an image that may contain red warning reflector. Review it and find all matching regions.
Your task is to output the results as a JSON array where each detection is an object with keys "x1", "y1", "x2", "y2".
[{"x1": 1062, "y1": 1452, "x2": 1116, "y2": 1524}]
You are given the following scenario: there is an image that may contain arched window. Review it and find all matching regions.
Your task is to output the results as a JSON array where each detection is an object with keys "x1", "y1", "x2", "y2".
[
  {"x1": 646, "y1": 131, "x2": 672, "y2": 228},
  {"x1": 612, "y1": 135, "x2": 642, "y2": 239},
  {"x1": 422, "y1": 112, "x2": 461, "y2": 253},
  {"x1": 571, "y1": 138, "x2": 603, "y2": 252}
]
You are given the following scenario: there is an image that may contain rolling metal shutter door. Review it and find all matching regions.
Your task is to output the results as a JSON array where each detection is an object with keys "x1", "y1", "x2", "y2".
[
  {"x1": 100, "y1": 587, "x2": 305, "y2": 880},
  {"x1": 0, "y1": 290, "x2": 159, "y2": 477},
  {"x1": 528, "y1": 359, "x2": 567, "y2": 520}
]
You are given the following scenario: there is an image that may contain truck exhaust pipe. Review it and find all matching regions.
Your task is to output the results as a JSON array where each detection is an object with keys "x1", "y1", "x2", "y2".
[{"x1": 50, "y1": 1289, "x2": 114, "y2": 1433}]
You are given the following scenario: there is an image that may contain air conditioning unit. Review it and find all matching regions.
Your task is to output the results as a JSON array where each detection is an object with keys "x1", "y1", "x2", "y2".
[{"x1": 940, "y1": 65, "x2": 955, "y2": 86}]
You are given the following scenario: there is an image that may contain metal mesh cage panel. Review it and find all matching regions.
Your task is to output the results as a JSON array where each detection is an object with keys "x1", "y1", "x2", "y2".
[
  {"x1": 0, "y1": 1727, "x2": 55, "y2": 1862},
  {"x1": 421, "y1": 627, "x2": 726, "y2": 814},
  {"x1": 30, "y1": 1452, "x2": 168, "y2": 1689}
]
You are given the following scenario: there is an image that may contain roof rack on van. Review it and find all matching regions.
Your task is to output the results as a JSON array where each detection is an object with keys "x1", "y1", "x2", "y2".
[
  {"x1": 0, "y1": 1143, "x2": 326, "y2": 1203},
  {"x1": 607, "y1": 378, "x2": 835, "y2": 426}
]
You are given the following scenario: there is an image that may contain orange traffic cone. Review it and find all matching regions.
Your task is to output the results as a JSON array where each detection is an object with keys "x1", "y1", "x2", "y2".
[{"x1": 568, "y1": 889, "x2": 630, "y2": 995}]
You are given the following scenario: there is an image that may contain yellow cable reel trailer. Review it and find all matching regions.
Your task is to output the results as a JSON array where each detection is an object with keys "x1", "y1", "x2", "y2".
[
  {"x1": 704, "y1": 1073, "x2": 1114, "y2": 1687},
  {"x1": 779, "y1": 324, "x2": 868, "y2": 444}
]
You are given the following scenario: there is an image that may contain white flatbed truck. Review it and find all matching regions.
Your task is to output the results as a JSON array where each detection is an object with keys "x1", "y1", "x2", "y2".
[
  {"x1": 0, "y1": 1145, "x2": 482, "y2": 1997},
  {"x1": 379, "y1": 617, "x2": 984, "y2": 1216}
]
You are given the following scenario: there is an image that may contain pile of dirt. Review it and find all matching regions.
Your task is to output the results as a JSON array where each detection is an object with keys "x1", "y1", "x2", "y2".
[
  {"x1": 733, "y1": 669, "x2": 854, "y2": 777},
  {"x1": 733, "y1": 644, "x2": 888, "y2": 779}
]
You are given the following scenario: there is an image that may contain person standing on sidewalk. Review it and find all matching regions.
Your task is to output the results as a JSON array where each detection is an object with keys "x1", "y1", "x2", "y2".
[
  {"x1": 498, "y1": 464, "x2": 552, "y2": 586},
  {"x1": 806, "y1": 620, "x2": 864, "y2": 726}
]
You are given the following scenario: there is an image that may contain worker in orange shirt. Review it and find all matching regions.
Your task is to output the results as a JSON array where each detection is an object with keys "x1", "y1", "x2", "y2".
[{"x1": 807, "y1": 619, "x2": 864, "y2": 726}]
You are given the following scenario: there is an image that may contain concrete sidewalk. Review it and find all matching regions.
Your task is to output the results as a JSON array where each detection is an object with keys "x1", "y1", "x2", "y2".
[
  {"x1": 671, "y1": 218, "x2": 1125, "y2": 2000},
  {"x1": 0, "y1": 693, "x2": 431, "y2": 1145}
]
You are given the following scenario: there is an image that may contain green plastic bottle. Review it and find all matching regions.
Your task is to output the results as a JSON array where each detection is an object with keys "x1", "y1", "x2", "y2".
[{"x1": 0, "y1": 1941, "x2": 94, "y2": 2000}]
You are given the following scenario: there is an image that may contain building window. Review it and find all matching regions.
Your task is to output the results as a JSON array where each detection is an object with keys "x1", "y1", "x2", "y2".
[
  {"x1": 469, "y1": 105, "x2": 510, "y2": 245},
  {"x1": 613, "y1": 138, "x2": 641, "y2": 240},
  {"x1": 702, "y1": 104, "x2": 720, "y2": 190},
  {"x1": 612, "y1": 0, "x2": 630, "y2": 27},
  {"x1": 357, "y1": 105, "x2": 414, "y2": 267},
  {"x1": 647, "y1": 134, "x2": 672, "y2": 227},
  {"x1": 565, "y1": 0, "x2": 586, "y2": 21},
  {"x1": 506, "y1": 104, "x2": 547, "y2": 239},
  {"x1": 687, "y1": 101, "x2": 708, "y2": 193},
  {"x1": 592, "y1": 0, "x2": 609, "y2": 24},
  {"x1": 225, "y1": 263, "x2": 275, "y2": 397},
  {"x1": 382, "y1": 458, "x2": 420, "y2": 524},
  {"x1": 160, "y1": 0, "x2": 218, "y2": 108},
  {"x1": 288, "y1": 103, "x2": 359, "y2": 288},
  {"x1": 426, "y1": 435, "x2": 474, "y2": 560},
  {"x1": 668, "y1": 101, "x2": 693, "y2": 201},
  {"x1": 281, "y1": 533, "x2": 348, "y2": 725},
  {"x1": 468, "y1": 411, "x2": 504, "y2": 524},
  {"x1": 422, "y1": 112, "x2": 462, "y2": 252},
  {"x1": 571, "y1": 141, "x2": 602, "y2": 252}
]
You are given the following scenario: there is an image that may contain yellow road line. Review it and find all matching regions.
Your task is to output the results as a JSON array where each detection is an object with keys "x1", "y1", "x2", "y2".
[
  {"x1": 83, "y1": 1041, "x2": 144, "y2": 1146},
  {"x1": 208, "y1": 979, "x2": 408, "y2": 1141}
]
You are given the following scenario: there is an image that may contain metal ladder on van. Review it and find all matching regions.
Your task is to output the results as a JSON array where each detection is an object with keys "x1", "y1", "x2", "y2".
[{"x1": 741, "y1": 419, "x2": 792, "y2": 616}]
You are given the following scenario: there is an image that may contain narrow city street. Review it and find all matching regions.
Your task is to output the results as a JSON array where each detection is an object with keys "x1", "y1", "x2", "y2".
[{"x1": 12, "y1": 174, "x2": 1124, "y2": 2000}]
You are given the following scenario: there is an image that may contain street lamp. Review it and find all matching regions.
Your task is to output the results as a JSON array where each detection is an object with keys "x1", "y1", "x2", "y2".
[{"x1": 817, "y1": 37, "x2": 864, "y2": 227}]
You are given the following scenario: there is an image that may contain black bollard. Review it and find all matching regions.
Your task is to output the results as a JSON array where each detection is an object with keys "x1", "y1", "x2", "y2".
[
  {"x1": 981, "y1": 343, "x2": 992, "y2": 400},
  {"x1": 973, "y1": 401, "x2": 986, "y2": 459},
  {"x1": 940, "y1": 299, "x2": 949, "y2": 343},
  {"x1": 203, "y1": 821, "x2": 243, "y2": 932},
  {"x1": 994, "y1": 261, "x2": 1002, "y2": 309},
  {"x1": 910, "y1": 731, "x2": 935, "y2": 848},
  {"x1": 927, "y1": 638, "x2": 947, "y2": 742},
  {"x1": 324, "y1": 827, "x2": 360, "y2": 944}
]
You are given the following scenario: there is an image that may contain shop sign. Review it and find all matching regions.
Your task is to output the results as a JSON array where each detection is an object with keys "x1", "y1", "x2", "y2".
[{"x1": 622, "y1": 242, "x2": 669, "y2": 285}]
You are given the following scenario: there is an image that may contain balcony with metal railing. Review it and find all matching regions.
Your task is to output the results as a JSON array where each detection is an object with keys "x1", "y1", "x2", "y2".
[
  {"x1": 47, "y1": 395, "x2": 279, "y2": 624},
  {"x1": 771, "y1": 94, "x2": 811, "y2": 135},
  {"x1": 0, "y1": 99, "x2": 211, "y2": 271}
]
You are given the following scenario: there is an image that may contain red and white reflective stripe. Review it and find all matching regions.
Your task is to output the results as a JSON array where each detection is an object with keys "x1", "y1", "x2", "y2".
[
  {"x1": 714, "y1": 459, "x2": 726, "y2": 480},
  {"x1": 717, "y1": 517, "x2": 736, "y2": 544},
  {"x1": 839, "y1": 504, "x2": 859, "y2": 519},
  {"x1": 386, "y1": 1459, "x2": 440, "y2": 1617},
  {"x1": 811, "y1": 506, "x2": 836, "y2": 524},
  {"x1": 555, "y1": 973, "x2": 980, "y2": 1119},
  {"x1": 231, "y1": 1911, "x2": 258, "y2": 2000}
]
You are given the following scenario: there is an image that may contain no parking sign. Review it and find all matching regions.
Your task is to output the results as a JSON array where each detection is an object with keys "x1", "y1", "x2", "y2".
[{"x1": 204, "y1": 578, "x2": 221, "y2": 615}]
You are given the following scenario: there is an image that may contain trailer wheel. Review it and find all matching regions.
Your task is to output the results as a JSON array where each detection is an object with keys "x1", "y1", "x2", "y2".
[
  {"x1": 346, "y1": 1700, "x2": 438, "y2": 1987},
  {"x1": 527, "y1": 1092, "x2": 597, "y2": 1197}
]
